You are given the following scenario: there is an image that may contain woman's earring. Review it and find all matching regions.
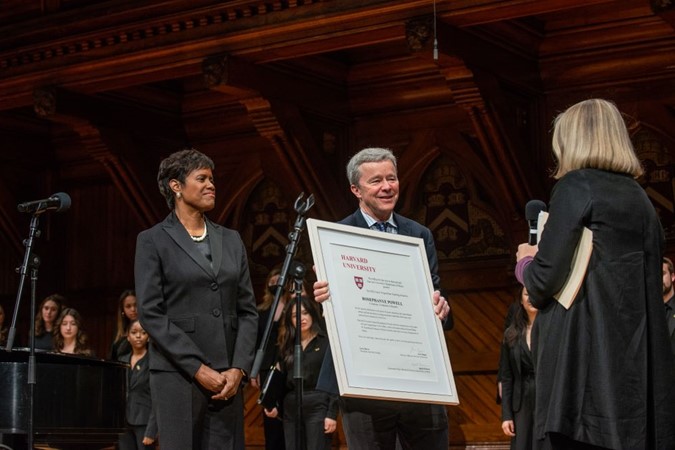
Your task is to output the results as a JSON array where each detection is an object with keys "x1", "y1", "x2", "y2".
[{"x1": 176, "y1": 192, "x2": 182, "y2": 199}]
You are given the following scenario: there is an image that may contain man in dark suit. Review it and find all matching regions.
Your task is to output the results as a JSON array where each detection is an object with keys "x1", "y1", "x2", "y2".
[
  {"x1": 313, "y1": 147, "x2": 453, "y2": 450},
  {"x1": 663, "y1": 257, "x2": 675, "y2": 355}
]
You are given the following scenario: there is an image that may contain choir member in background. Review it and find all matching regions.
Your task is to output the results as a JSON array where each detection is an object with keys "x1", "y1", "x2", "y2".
[
  {"x1": 264, "y1": 295, "x2": 337, "y2": 450},
  {"x1": 53, "y1": 307, "x2": 93, "y2": 356},
  {"x1": 33, "y1": 293, "x2": 64, "y2": 350},
  {"x1": 252, "y1": 267, "x2": 287, "y2": 450},
  {"x1": 118, "y1": 319, "x2": 157, "y2": 450},
  {"x1": 500, "y1": 287, "x2": 537, "y2": 450},
  {"x1": 111, "y1": 289, "x2": 138, "y2": 360}
]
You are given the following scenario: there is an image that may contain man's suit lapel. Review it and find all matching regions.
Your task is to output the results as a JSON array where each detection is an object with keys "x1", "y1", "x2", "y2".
[
  {"x1": 393, "y1": 212, "x2": 412, "y2": 237},
  {"x1": 349, "y1": 210, "x2": 368, "y2": 229},
  {"x1": 163, "y1": 213, "x2": 217, "y2": 280}
]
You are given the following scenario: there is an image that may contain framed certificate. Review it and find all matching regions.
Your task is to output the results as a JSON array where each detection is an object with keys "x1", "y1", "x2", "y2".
[{"x1": 307, "y1": 218, "x2": 459, "y2": 405}]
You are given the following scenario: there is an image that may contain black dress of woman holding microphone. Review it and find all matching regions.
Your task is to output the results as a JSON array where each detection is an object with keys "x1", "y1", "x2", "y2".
[
  {"x1": 516, "y1": 99, "x2": 675, "y2": 449},
  {"x1": 135, "y1": 149, "x2": 258, "y2": 450}
]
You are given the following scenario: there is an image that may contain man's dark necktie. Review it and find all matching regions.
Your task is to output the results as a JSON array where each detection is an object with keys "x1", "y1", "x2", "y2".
[{"x1": 374, "y1": 221, "x2": 388, "y2": 232}]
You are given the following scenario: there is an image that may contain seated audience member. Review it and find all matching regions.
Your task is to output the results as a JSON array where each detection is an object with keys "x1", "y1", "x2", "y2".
[
  {"x1": 111, "y1": 289, "x2": 138, "y2": 360},
  {"x1": 119, "y1": 319, "x2": 157, "y2": 450},
  {"x1": 53, "y1": 308, "x2": 93, "y2": 356},
  {"x1": 264, "y1": 295, "x2": 337, "y2": 450},
  {"x1": 33, "y1": 293, "x2": 64, "y2": 350},
  {"x1": 0, "y1": 304, "x2": 8, "y2": 346}
]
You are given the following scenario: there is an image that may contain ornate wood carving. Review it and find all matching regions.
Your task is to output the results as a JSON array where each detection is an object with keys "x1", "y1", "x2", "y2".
[
  {"x1": 0, "y1": 1, "x2": 327, "y2": 72},
  {"x1": 203, "y1": 55, "x2": 348, "y2": 219},
  {"x1": 32, "y1": 86, "x2": 160, "y2": 229},
  {"x1": 405, "y1": 16, "x2": 433, "y2": 52},
  {"x1": 32, "y1": 87, "x2": 57, "y2": 117}
]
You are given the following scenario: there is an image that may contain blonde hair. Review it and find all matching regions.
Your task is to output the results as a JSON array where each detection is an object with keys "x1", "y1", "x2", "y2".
[{"x1": 551, "y1": 99, "x2": 643, "y2": 179}]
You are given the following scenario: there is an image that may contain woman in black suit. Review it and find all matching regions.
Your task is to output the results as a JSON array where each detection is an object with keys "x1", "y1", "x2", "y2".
[
  {"x1": 500, "y1": 287, "x2": 537, "y2": 450},
  {"x1": 135, "y1": 149, "x2": 258, "y2": 450},
  {"x1": 516, "y1": 99, "x2": 675, "y2": 449},
  {"x1": 118, "y1": 319, "x2": 157, "y2": 450}
]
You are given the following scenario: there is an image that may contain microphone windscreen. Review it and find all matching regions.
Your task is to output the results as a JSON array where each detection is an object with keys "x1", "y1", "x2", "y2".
[
  {"x1": 525, "y1": 200, "x2": 546, "y2": 222},
  {"x1": 53, "y1": 192, "x2": 72, "y2": 212}
]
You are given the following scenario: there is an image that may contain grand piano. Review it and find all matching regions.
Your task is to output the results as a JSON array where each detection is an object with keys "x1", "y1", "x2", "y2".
[{"x1": 0, "y1": 349, "x2": 127, "y2": 449}]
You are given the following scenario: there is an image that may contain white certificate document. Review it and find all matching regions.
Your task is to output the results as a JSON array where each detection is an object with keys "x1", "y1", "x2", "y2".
[{"x1": 307, "y1": 218, "x2": 458, "y2": 405}]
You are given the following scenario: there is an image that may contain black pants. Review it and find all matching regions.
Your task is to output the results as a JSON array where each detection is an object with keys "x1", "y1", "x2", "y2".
[
  {"x1": 150, "y1": 370, "x2": 244, "y2": 450},
  {"x1": 283, "y1": 390, "x2": 334, "y2": 450},
  {"x1": 118, "y1": 424, "x2": 156, "y2": 450},
  {"x1": 263, "y1": 414, "x2": 286, "y2": 450},
  {"x1": 340, "y1": 397, "x2": 448, "y2": 450}
]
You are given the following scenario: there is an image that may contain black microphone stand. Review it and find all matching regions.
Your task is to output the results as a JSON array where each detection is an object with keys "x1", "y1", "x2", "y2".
[
  {"x1": 252, "y1": 192, "x2": 314, "y2": 378},
  {"x1": 251, "y1": 192, "x2": 314, "y2": 450},
  {"x1": 291, "y1": 262, "x2": 306, "y2": 450},
  {"x1": 5, "y1": 212, "x2": 43, "y2": 450}
]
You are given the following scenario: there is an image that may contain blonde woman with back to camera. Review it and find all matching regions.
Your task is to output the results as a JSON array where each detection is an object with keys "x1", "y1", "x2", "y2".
[{"x1": 516, "y1": 99, "x2": 675, "y2": 449}]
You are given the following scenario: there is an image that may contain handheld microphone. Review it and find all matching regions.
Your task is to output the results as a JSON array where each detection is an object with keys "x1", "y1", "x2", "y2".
[
  {"x1": 525, "y1": 200, "x2": 547, "y2": 245},
  {"x1": 17, "y1": 192, "x2": 71, "y2": 214}
]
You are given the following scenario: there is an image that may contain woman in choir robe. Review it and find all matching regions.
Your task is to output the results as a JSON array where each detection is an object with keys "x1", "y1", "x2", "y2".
[{"x1": 500, "y1": 287, "x2": 537, "y2": 450}]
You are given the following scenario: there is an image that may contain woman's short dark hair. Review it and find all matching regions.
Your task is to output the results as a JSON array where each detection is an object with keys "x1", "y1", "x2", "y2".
[{"x1": 157, "y1": 149, "x2": 215, "y2": 210}]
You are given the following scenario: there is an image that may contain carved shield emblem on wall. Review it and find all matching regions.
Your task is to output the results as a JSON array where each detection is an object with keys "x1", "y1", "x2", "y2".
[{"x1": 424, "y1": 163, "x2": 471, "y2": 256}]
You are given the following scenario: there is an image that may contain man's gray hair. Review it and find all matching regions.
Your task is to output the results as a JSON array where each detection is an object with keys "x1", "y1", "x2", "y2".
[{"x1": 346, "y1": 147, "x2": 398, "y2": 186}]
